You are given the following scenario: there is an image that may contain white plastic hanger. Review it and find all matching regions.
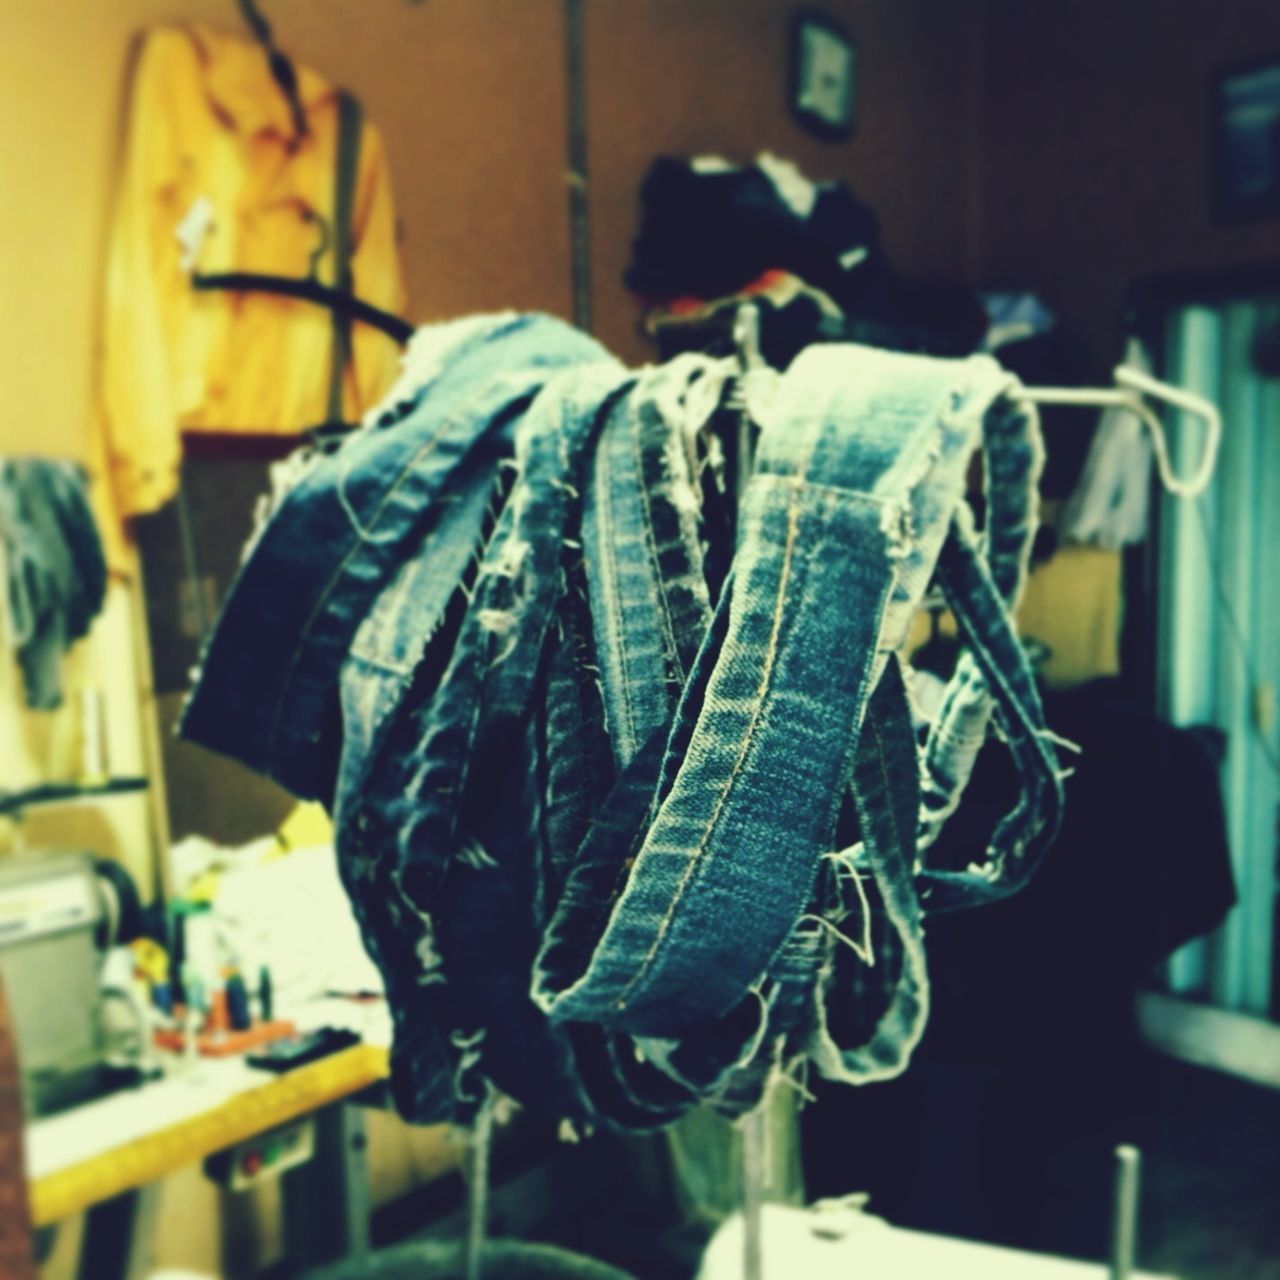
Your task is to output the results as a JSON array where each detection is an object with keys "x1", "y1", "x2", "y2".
[{"x1": 1016, "y1": 364, "x2": 1222, "y2": 500}]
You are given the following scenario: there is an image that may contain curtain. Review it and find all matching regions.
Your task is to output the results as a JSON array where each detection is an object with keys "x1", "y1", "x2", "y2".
[{"x1": 1158, "y1": 301, "x2": 1280, "y2": 1016}]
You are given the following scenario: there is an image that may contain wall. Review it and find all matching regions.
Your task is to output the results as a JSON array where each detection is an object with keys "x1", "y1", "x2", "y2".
[
  {"x1": 973, "y1": 0, "x2": 1280, "y2": 691},
  {"x1": 0, "y1": 0, "x2": 575, "y2": 466},
  {"x1": 586, "y1": 0, "x2": 984, "y2": 362},
  {"x1": 978, "y1": 0, "x2": 1280, "y2": 366}
]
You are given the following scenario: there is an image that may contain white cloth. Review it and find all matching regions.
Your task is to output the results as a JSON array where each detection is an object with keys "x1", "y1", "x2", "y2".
[
  {"x1": 697, "y1": 1200, "x2": 1176, "y2": 1279},
  {"x1": 1059, "y1": 338, "x2": 1155, "y2": 549},
  {"x1": 171, "y1": 835, "x2": 384, "y2": 1005}
]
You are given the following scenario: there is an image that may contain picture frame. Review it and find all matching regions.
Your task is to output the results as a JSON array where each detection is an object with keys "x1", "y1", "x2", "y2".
[
  {"x1": 1211, "y1": 55, "x2": 1280, "y2": 224},
  {"x1": 790, "y1": 10, "x2": 856, "y2": 141}
]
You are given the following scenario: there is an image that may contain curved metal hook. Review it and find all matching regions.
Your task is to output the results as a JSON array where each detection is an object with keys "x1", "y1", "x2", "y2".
[
  {"x1": 1014, "y1": 368, "x2": 1222, "y2": 500},
  {"x1": 303, "y1": 208, "x2": 333, "y2": 281},
  {"x1": 1113, "y1": 364, "x2": 1222, "y2": 500}
]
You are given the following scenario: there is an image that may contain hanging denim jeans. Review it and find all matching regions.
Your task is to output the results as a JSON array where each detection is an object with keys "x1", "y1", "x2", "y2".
[
  {"x1": 532, "y1": 343, "x2": 1061, "y2": 1049},
  {"x1": 181, "y1": 319, "x2": 1066, "y2": 1130}
]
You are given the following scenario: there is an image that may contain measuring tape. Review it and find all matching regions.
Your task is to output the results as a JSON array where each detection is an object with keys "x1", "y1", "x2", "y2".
[{"x1": 30, "y1": 1044, "x2": 388, "y2": 1226}]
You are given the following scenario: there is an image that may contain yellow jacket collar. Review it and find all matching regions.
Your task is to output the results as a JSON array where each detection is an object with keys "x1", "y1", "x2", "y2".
[{"x1": 187, "y1": 22, "x2": 334, "y2": 139}]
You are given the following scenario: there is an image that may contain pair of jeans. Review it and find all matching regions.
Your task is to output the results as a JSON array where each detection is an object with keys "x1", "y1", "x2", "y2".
[{"x1": 185, "y1": 320, "x2": 1061, "y2": 1130}]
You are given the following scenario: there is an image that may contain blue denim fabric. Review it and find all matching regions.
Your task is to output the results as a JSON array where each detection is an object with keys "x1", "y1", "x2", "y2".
[
  {"x1": 431, "y1": 713, "x2": 599, "y2": 1123},
  {"x1": 182, "y1": 313, "x2": 612, "y2": 802},
  {"x1": 341, "y1": 362, "x2": 641, "y2": 1126},
  {"x1": 546, "y1": 361, "x2": 789, "y2": 1117},
  {"x1": 804, "y1": 367, "x2": 1059, "y2": 1084},
  {"x1": 914, "y1": 504, "x2": 1064, "y2": 910},
  {"x1": 184, "y1": 320, "x2": 1062, "y2": 1128},
  {"x1": 806, "y1": 659, "x2": 931, "y2": 1085},
  {"x1": 918, "y1": 394, "x2": 1046, "y2": 852},
  {"x1": 534, "y1": 344, "x2": 1026, "y2": 1038},
  {"x1": 581, "y1": 362, "x2": 716, "y2": 770},
  {"x1": 369, "y1": 363, "x2": 635, "y2": 910}
]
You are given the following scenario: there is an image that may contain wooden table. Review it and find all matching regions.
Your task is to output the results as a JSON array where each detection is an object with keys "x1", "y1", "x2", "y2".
[{"x1": 27, "y1": 1042, "x2": 389, "y2": 1280}]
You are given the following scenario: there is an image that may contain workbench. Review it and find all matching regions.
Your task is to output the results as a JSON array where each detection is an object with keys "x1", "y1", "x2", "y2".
[{"x1": 27, "y1": 1005, "x2": 391, "y2": 1280}]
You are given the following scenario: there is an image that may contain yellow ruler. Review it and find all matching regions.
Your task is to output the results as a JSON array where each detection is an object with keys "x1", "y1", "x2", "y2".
[{"x1": 30, "y1": 1044, "x2": 388, "y2": 1226}]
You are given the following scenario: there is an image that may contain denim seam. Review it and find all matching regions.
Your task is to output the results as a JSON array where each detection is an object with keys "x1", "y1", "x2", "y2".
[
  {"x1": 590, "y1": 433, "x2": 637, "y2": 759},
  {"x1": 631, "y1": 403, "x2": 684, "y2": 688},
  {"x1": 611, "y1": 464, "x2": 808, "y2": 1013}
]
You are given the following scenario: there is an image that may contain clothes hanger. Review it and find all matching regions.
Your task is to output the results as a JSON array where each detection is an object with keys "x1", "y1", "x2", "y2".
[
  {"x1": 191, "y1": 209, "x2": 414, "y2": 346},
  {"x1": 192, "y1": 4, "x2": 413, "y2": 346},
  {"x1": 1015, "y1": 365, "x2": 1222, "y2": 500},
  {"x1": 237, "y1": 0, "x2": 309, "y2": 147}
]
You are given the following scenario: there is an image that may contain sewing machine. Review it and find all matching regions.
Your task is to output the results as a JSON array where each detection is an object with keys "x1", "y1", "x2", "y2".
[{"x1": 0, "y1": 851, "x2": 137, "y2": 1117}]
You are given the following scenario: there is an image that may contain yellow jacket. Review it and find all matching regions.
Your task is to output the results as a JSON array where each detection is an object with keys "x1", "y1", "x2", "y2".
[{"x1": 97, "y1": 23, "x2": 407, "y2": 521}]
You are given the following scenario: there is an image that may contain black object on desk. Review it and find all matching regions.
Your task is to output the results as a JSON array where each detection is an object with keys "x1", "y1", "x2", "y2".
[{"x1": 246, "y1": 1027, "x2": 360, "y2": 1073}]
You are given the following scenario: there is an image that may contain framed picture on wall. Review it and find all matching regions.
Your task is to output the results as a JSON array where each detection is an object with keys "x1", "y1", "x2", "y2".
[
  {"x1": 790, "y1": 10, "x2": 856, "y2": 140},
  {"x1": 1211, "y1": 55, "x2": 1280, "y2": 223}
]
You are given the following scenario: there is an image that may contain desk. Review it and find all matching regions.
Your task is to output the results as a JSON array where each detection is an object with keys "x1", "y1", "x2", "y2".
[
  {"x1": 28, "y1": 1044, "x2": 387, "y2": 1226},
  {"x1": 27, "y1": 1004, "x2": 391, "y2": 1279}
]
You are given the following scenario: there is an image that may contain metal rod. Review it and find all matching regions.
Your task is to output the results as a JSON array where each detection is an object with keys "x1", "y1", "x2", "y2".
[
  {"x1": 563, "y1": 0, "x2": 592, "y2": 332},
  {"x1": 1109, "y1": 1143, "x2": 1141, "y2": 1280},
  {"x1": 465, "y1": 1095, "x2": 494, "y2": 1280},
  {"x1": 741, "y1": 1103, "x2": 767, "y2": 1280}
]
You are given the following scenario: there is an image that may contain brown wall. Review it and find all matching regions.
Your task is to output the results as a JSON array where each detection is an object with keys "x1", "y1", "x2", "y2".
[
  {"x1": 0, "y1": 0, "x2": 982, "y2": 466},
  {"x1": 978, "y1": 0, "x2": 1280, "y2": 366},
  {"x1": 586, "y1": 0, "x2": 983, "y2": 362},
  {"x1": 0, "y1": 0, "x2": 573, "y2": 465}
]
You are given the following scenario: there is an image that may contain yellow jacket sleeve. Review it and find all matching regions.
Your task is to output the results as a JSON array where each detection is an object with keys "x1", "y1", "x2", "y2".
[{"x1": 97, "y1": 29, "x2": 190, "y2": 519}]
